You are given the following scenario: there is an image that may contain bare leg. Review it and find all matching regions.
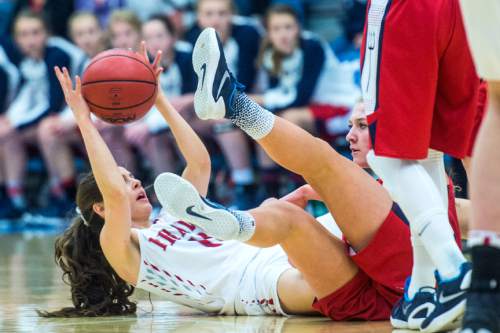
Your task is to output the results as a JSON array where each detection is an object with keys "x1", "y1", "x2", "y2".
[
  {"x1": 215, "y1": 127, "x2": 252, "y2": 172},
  {"x1": 257, "y1": 117, "x2": 392, "y2": 251},
  {"x1": 38, "y1": 118, "x2": 76, "y2": 182},
  {"x1": 3, "y1": 131, "x2": 27, "y2": 187},
  {"x1": 280, "y1": 107, "x2": 316, "y2": 134},
  {"x1": 248, "y1": 199, "x2": 359, "y2": 311},
  {"x1": 470, "y1": 82, "x2": 500, "y2": 233}
]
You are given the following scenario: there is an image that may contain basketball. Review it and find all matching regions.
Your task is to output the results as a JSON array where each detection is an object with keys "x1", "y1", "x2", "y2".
[{"x1": 81, "y1": 49, "x2": 157, "y2": 124}]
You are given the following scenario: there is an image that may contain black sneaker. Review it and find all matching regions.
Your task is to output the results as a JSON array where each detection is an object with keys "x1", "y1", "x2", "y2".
[
  {"x1": 461, "y1": 292, "x2": 500, "y2": 333},
  {"x1": 390, "y1": 278, "x2": 436, "y2": 330},
  {"x1": 40, "y1": 195, "x2": 74, "y2": 218},
  {"x1": 420, "y1": 262, "x2": 472, "y2": 332},
  {"x1": 0, "y1": 196, "x2": 24, "y2": 221},
  {"x1": 192, "y1": 27, "x2": 244, "y2": 120},
  {"x1": 461, "y1": 245, "x2": 500, "y2": 333}
]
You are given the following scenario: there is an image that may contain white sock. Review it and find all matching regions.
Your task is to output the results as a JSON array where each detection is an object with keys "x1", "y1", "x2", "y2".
[
  {"x1": 230, "y1": 209, "x2": 256, "y2": 241},
  {"x1": 419, "y1": 149, "x2": 448, "y2": 209},
  {"x1": 408, "y1": 235, "x2": 436, "y2": 298},
  {"x1": 230, "y1": 91, "x2": 275, "y2": 140},
  {"x1": 468, "y1": 230, "x2": 500, "y2": 249},
  {"x1": 367, "y1": 151, "x2": 466, "y2": 280}
]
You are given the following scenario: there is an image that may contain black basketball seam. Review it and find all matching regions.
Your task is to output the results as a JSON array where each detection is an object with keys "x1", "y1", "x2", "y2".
[
  {"x1": 84, "y1": 84, "x2": 157, "y2": 111},
  {"x1": 84, "y1": 52, "x2": 156, "y2": 81},
  {"x1": 82, "y1": 79, "x2": 156, "y2": 86}
]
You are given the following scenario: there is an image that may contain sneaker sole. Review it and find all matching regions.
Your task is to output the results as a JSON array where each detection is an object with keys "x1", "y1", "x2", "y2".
[
  {"x1": 420, "y1": 300, "x2": 465, "y2": 333},
  {"x1": 154, "y1": 172, "x2": 239, "y2": 239},
  {"x1": 192, "y1": 28, "x2": 226, "y2": 120},
  {"x1": 391, "y1": 314, "x2": 426, "y2": 330}
]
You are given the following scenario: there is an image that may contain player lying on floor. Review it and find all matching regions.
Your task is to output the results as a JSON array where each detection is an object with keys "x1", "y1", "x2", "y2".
[
  {"x1": 39, "y1": 41, "x2": 464, "y2": 326},
  {"x1": 150, "y1": 28, "x2": 469, "y2": 330}
]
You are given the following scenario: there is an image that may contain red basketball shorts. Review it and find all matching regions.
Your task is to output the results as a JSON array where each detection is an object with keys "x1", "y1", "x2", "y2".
[
  {"x1": 467, "y1": 81, "x2": 488, "y2": 157},
  {"x1": 312, "y1": 204, "x2": 412, "y2": 321},
  {"x1": 360, "y1": 0, "x2": 479, "y2": 159}
]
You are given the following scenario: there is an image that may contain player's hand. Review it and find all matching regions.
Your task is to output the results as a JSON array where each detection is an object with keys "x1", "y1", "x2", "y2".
[
  {"x1": 54, "y1": 66, "x2": 91, "y2": 124},
  {"x1": 280, "y1": 184, "x2": 323, "y2": 209},
  {"x1": 138, "y1": 41, "x2": 164, "y2": 102}
]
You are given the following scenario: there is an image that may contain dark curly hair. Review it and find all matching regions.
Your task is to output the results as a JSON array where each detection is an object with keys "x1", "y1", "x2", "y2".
[{"x1": 38, "y1": 173, "x2": 136, "y2": 317}]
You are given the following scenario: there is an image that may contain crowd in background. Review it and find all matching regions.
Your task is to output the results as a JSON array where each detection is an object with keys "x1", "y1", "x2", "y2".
[{"x1": 0, "y1": 0, "x2": 367, "y2": 227}]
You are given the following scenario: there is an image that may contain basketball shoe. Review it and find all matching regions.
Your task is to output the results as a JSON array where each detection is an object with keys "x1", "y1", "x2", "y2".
[
  {"x1": 420, "y1": 262, "x2": 472, "y2": 332},
  {"x1": 192, "y1": 27, "x2": 244, "y2": 121},
  {"x1": 154, "y1": 172, "x2": 255, "y2": 241},
  {"x1": 390, "y1": 278, "x2": 436, "y2": 330},
  {"x1": 460, "y1": 245, "x2": 500, "y2": 333}
]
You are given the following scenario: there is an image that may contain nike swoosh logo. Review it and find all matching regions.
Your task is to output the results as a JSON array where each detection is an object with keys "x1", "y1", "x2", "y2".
[
  {"x1": 186, "y1": 205, "x2": 212, "y2": 221},
  {"x1": 439, "y1": 290, "x2": 466, "y2": 304},
  {"x1": 418, "y1": 222, "x2": 432, "y2": 237},
  {"x1": 215, "y1": 71, "x2": 230, "y2": 102},
  {"x1": 200, "y1": 63, "x2": 207, "y2": 88}
]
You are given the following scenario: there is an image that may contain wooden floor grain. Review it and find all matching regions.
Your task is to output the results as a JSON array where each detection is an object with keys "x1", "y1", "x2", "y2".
[{"x1": 0, "y1": 233, "x2": 456, "y2": 333}]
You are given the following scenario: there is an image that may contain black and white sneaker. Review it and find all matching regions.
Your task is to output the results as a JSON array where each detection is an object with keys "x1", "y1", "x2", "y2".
[
  {"x1": 460, "y1": 245, "x2": 500, "y2": 333},
  {"x1": 192, "y1": 27, "x2": 244, "y2": 120},
  {"x1": 460, "y1": 291, "x2": 500, "y2": 333},
  {"x1": 420, "y1": 262, "x2": 472, "y2": 333},
  {"x1": 390, "y1": 278, "x2": 436, "y2": 330},
  {"x1": 154, "y1": 172, "x2": 254, "y2": 241}
]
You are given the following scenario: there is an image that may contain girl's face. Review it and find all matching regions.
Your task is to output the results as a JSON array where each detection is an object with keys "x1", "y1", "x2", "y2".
[
  {"x1": 118, "y1": 167, "x2": 152, "y2": 225},
  {"x1": 267, "y1": 13, "x2": 299, "y2": 55},
  {"x1": 197, "y1": 0, "x2": 232, "y2": 42},
  {"x1": 14, "y1": 17, "x2": 47, "y2": 59},
  {"x1": 70, "y1": 16, "x2": 103, "y2": 58},
  {"x1": 109, "y1": 21, "x2": 140, "y2": 50},
  {"x1": 346, "y1": 102, "x2": 371, "y2": 168},
  {"x1": 142, "y1": 20, "x2": 175, "y2": 57}
]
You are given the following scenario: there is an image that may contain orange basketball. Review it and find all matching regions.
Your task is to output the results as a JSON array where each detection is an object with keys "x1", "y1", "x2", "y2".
[{"x1": 81, "y1": 49, "x2": 157, "y2": 124}]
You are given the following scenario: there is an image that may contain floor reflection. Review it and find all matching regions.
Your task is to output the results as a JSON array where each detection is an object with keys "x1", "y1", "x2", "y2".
[{"x1": 0, "y1": 233, "x2": 395, "y2": 333}]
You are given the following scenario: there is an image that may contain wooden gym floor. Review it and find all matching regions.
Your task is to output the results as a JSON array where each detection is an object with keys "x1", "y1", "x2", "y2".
[{"x1": 0, "y1": 232, "x2": 460, "y2": 333}]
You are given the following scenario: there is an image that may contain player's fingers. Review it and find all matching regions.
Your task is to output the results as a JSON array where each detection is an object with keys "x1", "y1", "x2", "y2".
[
  {"x1": 153, "y1": 50, "x2": 162, "y2": 69},
  {"x1": 54, "y1": 67, "x2": 70, "y2": 96},
  {"x1": 140, "y1": 41, "x2": 147, "y2": 60},
  {"x1": 155, "y1": 67, "x2": 163, "y2": 78},
  {"x1": 62, "y1": 67, "x2": 72, "y2": 90},
  {"x1": 75, "y1": 75, "x2": 82, "y2": 94}
]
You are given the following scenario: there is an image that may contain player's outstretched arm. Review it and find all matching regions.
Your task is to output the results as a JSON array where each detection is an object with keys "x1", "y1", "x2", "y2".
[
  {"x1": 54, "y1": 66, "x2": 133, "y2": 254},
  {"x1": 139, "y1": 42, "x2": 211, "y2": 196}
]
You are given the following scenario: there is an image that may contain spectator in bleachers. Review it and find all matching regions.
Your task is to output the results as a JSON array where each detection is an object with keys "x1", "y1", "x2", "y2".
[
  {"x1": 0, "y1": 39, "x2": 21, "y2": 220},
  {"x1": 250, "y1": 4, "x2": 361, "y2": 197},
  {"x1": 184, "y1": 0, "x2": 263, "y2": 209},
  {"x1": 331, "y1": 0, "x2": 366, "y2": 62},
  {"x1": 123, "y1": 0, "x2": 174, "y2": 22},
  {"x1": 0, "y1": 10, "x2": 80, "y2": 219},
  {"x1": 36, "y1": 11, "x2": 106, "y2": 218},
  {"x1": 74, "y1": 0, "x2": 125, "y2": 28},
  {"x1": 120, "y1": 14, "x2": 197, "y2": 178},
  {"x1": 7, "y1": 0, "x2": 74, "y2": 38}
]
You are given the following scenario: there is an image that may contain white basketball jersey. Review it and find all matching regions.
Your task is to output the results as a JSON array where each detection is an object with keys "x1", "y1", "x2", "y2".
[{"x1": 134, "y1": 210, "x2": 264, "y2": 314}]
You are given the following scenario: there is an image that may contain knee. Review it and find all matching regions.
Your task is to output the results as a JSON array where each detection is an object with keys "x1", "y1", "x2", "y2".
[
  {"x1": 37, "y1": 118, "x2": 57, "y2": 144},
  {"x1": 263, "y1": 199, "x2": 313, "y2": 229}
]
